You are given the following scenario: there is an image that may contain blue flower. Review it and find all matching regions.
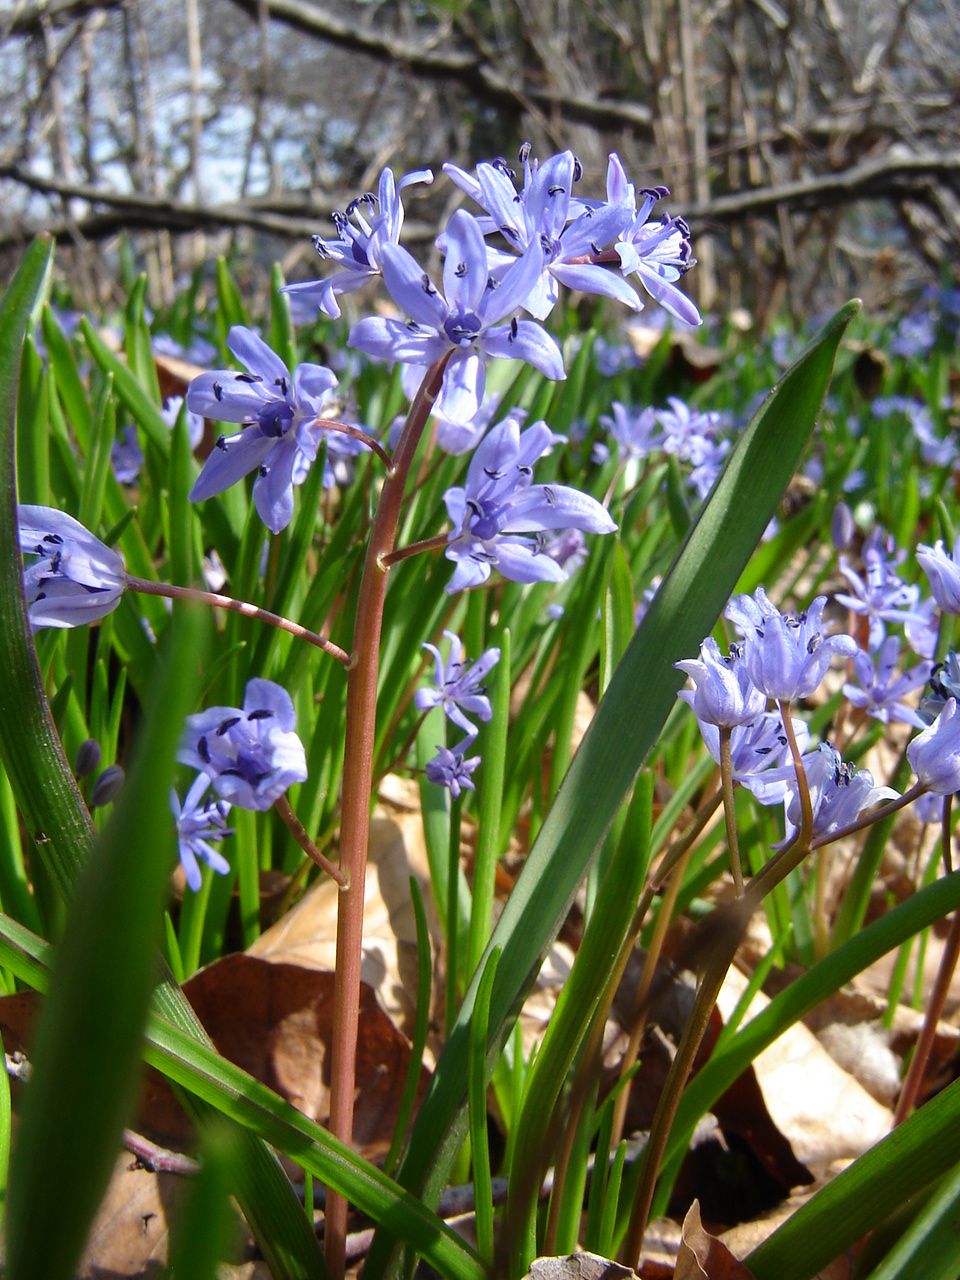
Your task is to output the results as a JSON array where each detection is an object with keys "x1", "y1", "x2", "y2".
[
  {"x1": 908, "y1": 697, "x2": 960, "y2": 794},
  {"x1": 675, "y1": 637, "x2": 766, "y2": 728},
  {"x1": 18, "y1": 505, "x2": 125, "y2": 630},
  {"x1": 836, "y1": 528, "x2": 927, "y2": 652},
  {"x1": 726, "y1": 587, "x2": 858, "y2": 703},
  {"x1": 111, "y1": 426, "x2": 145, "y2": 485},
  {"x1": 178, "y1": 677, "x2": 308, "y2": 810},
  {"x1": 783, "y1": 744, "x2": 898, "y2": 843},
  {"x1": 187, "y1": 326, "x2": 339, "y2": 533},
  {"x1": 442, "y1": 415, "x2": 616, "y2": 592},
  {"x1": 656, "y1": 397, "x2": 722, "y2": 462},
  {"x1": 917, "y1": 538, "x2": 960, "y2": 615},
  {"x1": 446, "y1": 148, "x2": 640, "y2": 320},
  {"x1": 605, "y1": 154, "x2": 702, "y2": 326},
  {"x1": 112, "y1": 396, "x2": 204, "y2": 487},
  {"x1": 600, "y1": 402, "x2": 661, "y2": 460},
  {"x1": 842, "y1": 636, "x2": 930, "y2": 729},
  {"x1": 283, "y1": 167, "x2": 433, "y2": 319},
  {"x1": 348, "y1": 208, "x2": 564, "y2": 424},
  {"x1": 694, "y1": 711, "x2": 810, "y2": 805},
  {"x1": 171, "y1": 773, "x2": 233, "y2": 893},
  {"x1": 415, "y1": 631, "x2": 501, "y2": 741},
  {"x1": 424, "y1": 744, "x2": 481, "y2": 799}
]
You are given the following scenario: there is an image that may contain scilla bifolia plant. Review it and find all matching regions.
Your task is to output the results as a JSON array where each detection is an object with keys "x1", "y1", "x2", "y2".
[{"x1": 3, "y1": 147, "x2": 957, "y2": 1280}]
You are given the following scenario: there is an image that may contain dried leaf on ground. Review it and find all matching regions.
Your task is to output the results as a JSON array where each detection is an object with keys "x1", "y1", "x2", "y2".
[
  {"x1": 526, "y1": 1253, "x2": 637, "y2": 1280},
  {"x1": 183, "y1": 953, "x2": 430, "y2": 1158},
  {"x1": 0, "y1": 955, "x2": 429, "y2": 1161},
  {"x1": 75, "y1": 1153, "x2": 194, "y2": 1277},
  {"x1": 674, "y1": 1201, "x2": 757, "y2": 1279},
  {"x1": 249, "y1": 783, "x2": 441, "y2": 1045},
  {"x1": 717, "y1": 967, "x2": 892, "y2": 1175}
]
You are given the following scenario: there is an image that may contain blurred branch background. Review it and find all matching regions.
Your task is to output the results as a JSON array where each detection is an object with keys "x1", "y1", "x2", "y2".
[{"x1": 2, "y1": 0, "x2": 959, "y2": 323}]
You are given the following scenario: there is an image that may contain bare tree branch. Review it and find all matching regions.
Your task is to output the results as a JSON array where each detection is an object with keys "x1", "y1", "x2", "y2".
[{"x1": 221, "y1": 0, "x2": 655, "y2": 134}]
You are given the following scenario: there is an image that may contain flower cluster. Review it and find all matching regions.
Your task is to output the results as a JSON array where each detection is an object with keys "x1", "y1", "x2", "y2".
[
  {"x1": 442, "y1": 416, "x2": 616, "y2": 593},
  {"x1": 416, "y1": 632, "x2": 501, "y2": 797},
  {"x1": 187, "y1": 327, "x2": 342, "y2": 533},
  {"x1": 178, "y1": 677, "x2": 308, "y2": 812}
]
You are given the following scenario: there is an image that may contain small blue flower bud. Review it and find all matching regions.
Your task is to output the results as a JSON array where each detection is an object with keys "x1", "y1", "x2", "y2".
[
  {"x1": 831, "y1": 502, "x2": 855, "y2": 550},
  {"x1": 89, "y1": 765, "x2": 125, "y2": 808},
  {"x1": 74, "y1": 738, "x2": 102, "y2": 778}
]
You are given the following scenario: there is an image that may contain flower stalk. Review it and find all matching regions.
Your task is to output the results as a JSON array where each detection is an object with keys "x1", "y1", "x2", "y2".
[
  {"x1": 325, "y1": 353, "x2": 450, "y2": 1280},
  {"x1": 125, "y1": 575, "x2": 350, "y2": 665}
]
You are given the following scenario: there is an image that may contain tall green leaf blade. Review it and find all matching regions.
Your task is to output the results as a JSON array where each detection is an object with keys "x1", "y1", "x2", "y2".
[
  {"x1": 6, "y1": 610, "x2": 205, "y2": 1280},
  {"x1": 364, "y1": 300, "x2": 861, "y2": 1279}
]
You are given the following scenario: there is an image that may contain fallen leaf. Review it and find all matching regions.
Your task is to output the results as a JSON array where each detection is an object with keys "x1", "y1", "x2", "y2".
[
  {"x1": 183, "y1": 954, "x2": 430, "y2": 1158},
  {"x1": 0, "y1": 955, "x2": 429, "y2": 1162},
  {"x1": 526, "y1": 1252, "x2": 637, "y2": 1280},
  {"x1": 75, "y1": 1155, "x2": 185, "y2": 1277},
  {"x1": 249, "y1": 790, "x2": 442, "y2": 1046},
  {"x1": 717, "y1": 967, "x2": 892, "y2": 1175},
  {"x1": 674, "y1": 1201, "x2": 756, "y2": 1279}
]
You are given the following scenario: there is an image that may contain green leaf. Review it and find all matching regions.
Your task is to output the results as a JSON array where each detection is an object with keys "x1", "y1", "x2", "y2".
[
  {"x1": 216, "y1": 258, "x2": 249, "y2": 339},
  {"x1": 364, "y1": 300, "x2": 861, "y2": 1280},
  {"x1": 504, "y1": 776, "x2": 647, "y2": 1278},
  {"x1": 15, "y1": 335, "x2": 49, "y2": 506},
  {"x1": 5, "y1": 610, "x2": 205, "y2": 1280},
  {"x1": 600, "y1": 539, "x2": 635, "y2": 697},
  {"x1": 125, "y1": 275, "x2": 162, "y2": 405},
  {"x1": 41, "y1": 304, "x2": 91, "y2": 450},
  {"x1": 77, "y1": 373, "x2": 117, "y2": 533},
  {"x1": 80, "y1": 317, "x2": 171, "y2": 457},
  {"x1": 862, "y1": 1159, "x2": 960, "y2": 1280}
]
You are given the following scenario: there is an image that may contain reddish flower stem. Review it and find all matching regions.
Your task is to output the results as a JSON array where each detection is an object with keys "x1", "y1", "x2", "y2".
[
  {"x1": 314, "y1": 418, "x2": 394, "y2": 472},
  {"x1": 324, "y1": 353, "x2": 450, "y2": 1280},
  {"x1": 125, "y1": 575, "x2": 350, "y2": 666}
]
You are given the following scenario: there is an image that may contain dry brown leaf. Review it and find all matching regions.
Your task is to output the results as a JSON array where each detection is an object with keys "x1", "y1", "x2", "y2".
[
  {"x1": 74, "y1": 1153, "x2": 193, "y2": 1278},
  {"x1": 526, "y1": 1253, "x2": 637, "y2": 1280},
  {"x1": 674, "y1": 1201, "x2": 756, "y2": 1279},
  {"x1": 183, "y1": 954, "x2": 429, "y2": 1159},
  {"x1": 717, "y1": 968, "x2": 892, "y2": 1175},
  {"x1": 249, "y1": 785, "x2": 441, "y2": 1045}
]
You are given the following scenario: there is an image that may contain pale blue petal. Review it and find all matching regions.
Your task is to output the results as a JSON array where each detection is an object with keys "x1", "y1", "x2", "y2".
[{"x1": 190, "y1": 427, "x2": 272, "y2": 502}]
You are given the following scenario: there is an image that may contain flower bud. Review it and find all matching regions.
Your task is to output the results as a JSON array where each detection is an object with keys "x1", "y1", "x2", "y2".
[
  {"x1": 89, "y1": 765, "x2": 125, "y2": 808},
  {"x1": 831, "y1": 502, "x2": 855, "y2": 551},
  {"x1": 907, "y1": 699, "x2": 960, "y2": 795},
  {"x1": 74, "y1": 738, "x2": 102, "y2": 779}
]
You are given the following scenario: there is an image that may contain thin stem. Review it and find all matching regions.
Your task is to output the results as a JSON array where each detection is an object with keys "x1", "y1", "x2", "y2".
[
  {"x1": 778, "y1": 699, "x2": 812, "y2": 849},
  {"x1": 274, "y1": 794, "x2": 348, "y2": 888},
  {"x1": 718, "y1": 727, "x2": 743, "y2": 896},
  {"x1": 125, "y1": 575, "x2": 350, "y2": 666},
  {"x1": 315, "y1": 418, "x2": 394, "y2": 472},
  {"x1": 610, "y1": 849, "x2": 693, "y2": 1151},
  {"x1": 325, "y1": 353, "x2": 450, "y2": 1280},
  {"x1": 379, "y1": 531, "x2": 451, "y2": 569},
  {"x1": 893, "y1": 906, "x2": 960, "y2": 1126},
  {"x1": 621, "y1": 915, "x2": 742, "y2": 1268},
  {"x1": 446, "y1": 793, "x2": 464, "y2": 1036},
  {"x1": 943, "y1": 793, "x2": 954, "y2": 875}
]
